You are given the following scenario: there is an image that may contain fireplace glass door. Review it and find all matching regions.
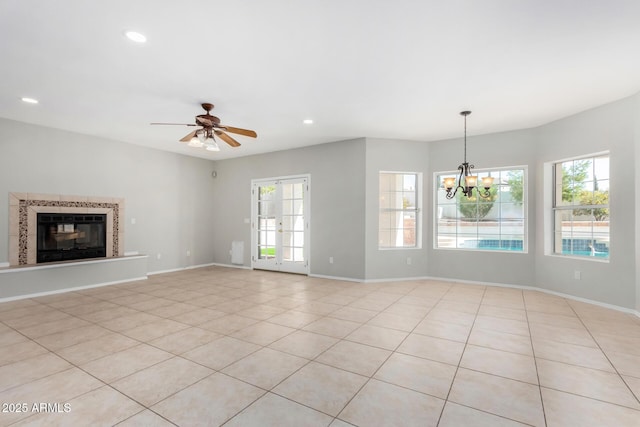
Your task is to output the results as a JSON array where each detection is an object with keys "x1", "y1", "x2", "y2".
[{"x1": 37, "y1": 214, "x2": 107, "y2": 263}]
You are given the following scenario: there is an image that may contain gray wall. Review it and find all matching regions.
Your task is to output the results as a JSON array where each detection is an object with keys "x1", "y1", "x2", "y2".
[
  {"x1": 0, "y1": 256, "x2": 148, "y2": 299},
  {"x1": 209, "y1": 139, "x2": 367, "y2": 280},
  {"x1": 636, "y1": 94, "x2": 640, "y2": 312},
  {"x1": 427, "y1": 128, "x2": 538, "y2": 288},
  {"x1": 0, "y1": 118, "x2": 217, "y2": 273},
  {"x1": 534, "y1": 96, "x2": 637, "y2": 309},
  {"x1": 364, "y1": 138, "x2": 430, "y2": 280}
]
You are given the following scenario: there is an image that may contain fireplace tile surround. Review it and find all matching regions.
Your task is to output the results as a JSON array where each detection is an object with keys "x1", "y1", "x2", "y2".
[{"x1": 8, "y1": 193, "x2": 124, "y2": 266}]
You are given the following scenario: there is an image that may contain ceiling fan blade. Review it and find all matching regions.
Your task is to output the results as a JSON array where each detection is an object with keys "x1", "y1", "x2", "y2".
[
  {"x1": 179, "y1": 130, "x2": 198, "y2": 142},
  {"x1": 221, "y1": 126, "x2": 257, "y2": 138},
  {"x1": 215, "y1": 130, "x2": 241, "y2": 147},
  {"x1": 150, "y1": 123, "x2": 197, "y2": 126}
]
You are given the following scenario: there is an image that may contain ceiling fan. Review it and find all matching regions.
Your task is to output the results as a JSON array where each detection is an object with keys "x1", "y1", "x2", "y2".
[{"x1": 151, "y1": 103, "x2": 257, "y2": 152}]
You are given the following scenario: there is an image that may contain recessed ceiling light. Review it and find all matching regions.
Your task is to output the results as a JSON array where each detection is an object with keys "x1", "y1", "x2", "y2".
[
  {"x1": 303, "y1": 119, "x2": 314, "y2": 124},
  {"x1": 124, "y1": 31, "x2": 146, "y2": 43},
  {"x1": 21, "y1": 97, "x2": 38, "y2": 104}
]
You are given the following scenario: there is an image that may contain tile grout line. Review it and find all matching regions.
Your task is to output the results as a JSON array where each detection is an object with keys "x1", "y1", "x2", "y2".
[
  {"x1": 523, "y1": 290, "x2": 548, "y2": 427},
  {"x1": 434, "y1": 283, "x2": 486, "y2": 426},
  {"x1": 566, "y1": 300, "x2": 640, "y2": 408},
  {"x1": 329, "y1": 280, "x2": 436, "y2": 425}
]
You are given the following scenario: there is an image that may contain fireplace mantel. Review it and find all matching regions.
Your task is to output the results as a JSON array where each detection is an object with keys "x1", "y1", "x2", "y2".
[{"x1": 9, "y1": 193, "x2": 125, "y2": 266}]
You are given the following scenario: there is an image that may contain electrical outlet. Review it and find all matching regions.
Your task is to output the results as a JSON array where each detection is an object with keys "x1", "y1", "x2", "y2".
[
  {"x1": 574, "y1": 270, "x2": 581, "y2": 280},
  {"x1": 186, "y1": 250, "x2": 191, "y2": 257},
  {"x1": 156, "y1": 253, "x2": 162, "y2": 260},
  {"x1": 407, "y1": 257, "x2": 412, "y2": 265},
  {"x1": 329, "y1": 257, "x2": 334, "y2": 264}
]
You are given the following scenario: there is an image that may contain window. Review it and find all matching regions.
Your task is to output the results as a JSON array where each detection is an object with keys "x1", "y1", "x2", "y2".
[
  {"x1": 379, "y1": 172, "x2": 421, "y2": 249},
  {"x1": 435, "y1": 167, "x2": 526, "y2": 252},
  {"x1": 553, "y1": 154, "x2": 609, "y2": 259}
]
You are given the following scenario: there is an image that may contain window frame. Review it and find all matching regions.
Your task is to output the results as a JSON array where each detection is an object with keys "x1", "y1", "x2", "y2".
[
  {"x1": 378, "y1": 171, "x2": 422, "y2": 250},
  {"x1": 433, "y1": 165, "x2": 528, "y2": 254},
  {"x1": 550, "y1": 152, "x2": 610, "y2": 262}
]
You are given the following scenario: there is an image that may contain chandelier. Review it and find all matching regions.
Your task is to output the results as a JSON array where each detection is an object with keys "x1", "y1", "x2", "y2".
[{"x1": 443, "y1": 111, "x2": 493, "y2": 199}]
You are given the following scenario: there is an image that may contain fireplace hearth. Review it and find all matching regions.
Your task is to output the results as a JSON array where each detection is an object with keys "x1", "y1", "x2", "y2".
[{"x1": 37, "y1": 213, "x2": 107, "y2": 263}]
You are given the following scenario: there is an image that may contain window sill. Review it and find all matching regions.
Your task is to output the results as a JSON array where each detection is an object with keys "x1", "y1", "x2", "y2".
[
  {"x1": 378, "y1": 247, "x2": 422, "y2": 251},
  {"x1": 433, "y1": 247, "x2": 528, "y2": 255},
  {"x1": 547, "y1": 254, "x2": 610, "y2": 263}
]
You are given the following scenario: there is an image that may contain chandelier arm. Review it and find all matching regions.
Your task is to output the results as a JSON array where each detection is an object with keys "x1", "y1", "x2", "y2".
[
  {"x1": 457, "y1": 164, "x2": 465, "y2": 186},
  {"x1": 445, "y1": 166, "x2": 465, "y2": 199},
  {"x1": 445, "y1": 187, "x2": 458, "y2": 199},
  {"x1": 477, "y1": 187, "x2": 493, "y2": 199}
]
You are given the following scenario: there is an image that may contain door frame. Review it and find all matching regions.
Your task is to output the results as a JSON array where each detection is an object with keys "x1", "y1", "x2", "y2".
[{"x1": 250, "y1": 174, "x2": 311, "y2": 275}]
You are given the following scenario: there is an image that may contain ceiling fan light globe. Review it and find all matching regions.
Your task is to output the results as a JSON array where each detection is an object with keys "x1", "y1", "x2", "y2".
[
  {"x1": 188, "y1": 135, "x2": 203, "y2": 147},
  {"x1": 205, "y1": 134, "x2": 220, "y2": 151},
  {"x1": 205, "y1": 142, "x2": 220, "y2": 152}
]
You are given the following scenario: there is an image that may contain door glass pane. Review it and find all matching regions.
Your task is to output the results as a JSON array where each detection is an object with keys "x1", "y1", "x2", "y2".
[
  {"x1": 257, "y1": 209, "x2": 276, "y2": 259},
  {"x1": 282, "y1": 215, "x2": 293, "y2": 230},
  {"x1": 259, "y1": 201, "x2": 274, "y2": 216},
  {"x1": 259, "y1": 185, "x2": 276, "y2": 199},
  {"x1": 279, "y1": 199, "x2": 290, "y2": 216},
  {"x1": 258, "y1": 246, "x2": 275, "y2": 259},
  {"x1": 292, "y1": 200, "x2": 304, "y2": 215},
  {"x1": 282, "y1": 183, "x2": 293, "y2": 199},
  {"x1": 282, "y1": 181, "x2": 305, "y2": 266},
  {"x1": 257, "y1": 184, "x2": 278, "y2": 261}
]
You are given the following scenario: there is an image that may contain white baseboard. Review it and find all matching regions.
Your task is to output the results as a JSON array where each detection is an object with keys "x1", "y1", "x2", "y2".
[
  {"x1": 209, "y1": 262, "x2": 252, "y2": 270},
  {"x1": 310, "y1": 273, "x2": 639, "y2": 318},
  {"x1": 0, "y1": 276, "x2": 148, "y2": 303},
  {"x1": 4, "y1": 263, "x2": 636, "y2": 318},
  {"x1": 147, "y1": 262, "x2": 219, "y2": 276},
  {"x1": 308, "y1": 273, "x2": 365, "y2": 283},
  {"x1": 421, "y1": 275, "x2": 640, "y2": 317}
]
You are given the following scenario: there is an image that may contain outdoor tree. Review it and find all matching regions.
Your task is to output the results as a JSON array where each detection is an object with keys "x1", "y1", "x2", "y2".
[
  {"x1": 561, "y1": 160, "x2": 609, "y2": 221},
  {"x1": 457, "y1": 186, "x2": 499, "y2": 220},
  {"x1": 506, "y1": 170, "x2": 524, "y2": 205},
  {"x1": 561, "y1": 159, "x2": 590, "y2": 203},
  {"x1": 575, "y1": 189, "x2": 610, "y2": 221}
]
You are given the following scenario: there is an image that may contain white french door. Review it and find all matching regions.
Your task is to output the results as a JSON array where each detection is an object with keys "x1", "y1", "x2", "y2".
[{"x1": 251, "y1": 176, "x2": 309, "y2": 274}]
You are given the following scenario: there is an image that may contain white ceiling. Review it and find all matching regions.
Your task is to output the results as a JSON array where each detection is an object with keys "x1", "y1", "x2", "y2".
[{"x1": 2, "y1": 0, "x2": 640, "y2": 160}]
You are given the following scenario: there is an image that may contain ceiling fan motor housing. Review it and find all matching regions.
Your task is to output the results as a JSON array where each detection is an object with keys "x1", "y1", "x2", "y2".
[{"x1": 196, "y1": 114, "x2": 221, "y2": 126}]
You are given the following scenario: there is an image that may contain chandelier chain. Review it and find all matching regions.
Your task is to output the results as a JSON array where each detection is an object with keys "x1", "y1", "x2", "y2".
[{"x1": 463, "y1": 113, "x2": 467, "y2": 164}]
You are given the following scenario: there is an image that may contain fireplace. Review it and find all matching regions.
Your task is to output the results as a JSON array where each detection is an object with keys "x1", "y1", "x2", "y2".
[{"x1": 37, "y1": 213, "x2": 107, "y2": 263}]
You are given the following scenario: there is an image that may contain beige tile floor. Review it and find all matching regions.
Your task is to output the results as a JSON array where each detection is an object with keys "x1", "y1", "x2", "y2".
[{"x1": 0, "y1": 266, "x2": 639, "y2": 426}]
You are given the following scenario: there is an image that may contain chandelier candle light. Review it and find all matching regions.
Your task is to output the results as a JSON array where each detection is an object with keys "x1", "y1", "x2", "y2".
[{"x1": 443, "y1": 111, "x2": 494, "y2": 199}]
